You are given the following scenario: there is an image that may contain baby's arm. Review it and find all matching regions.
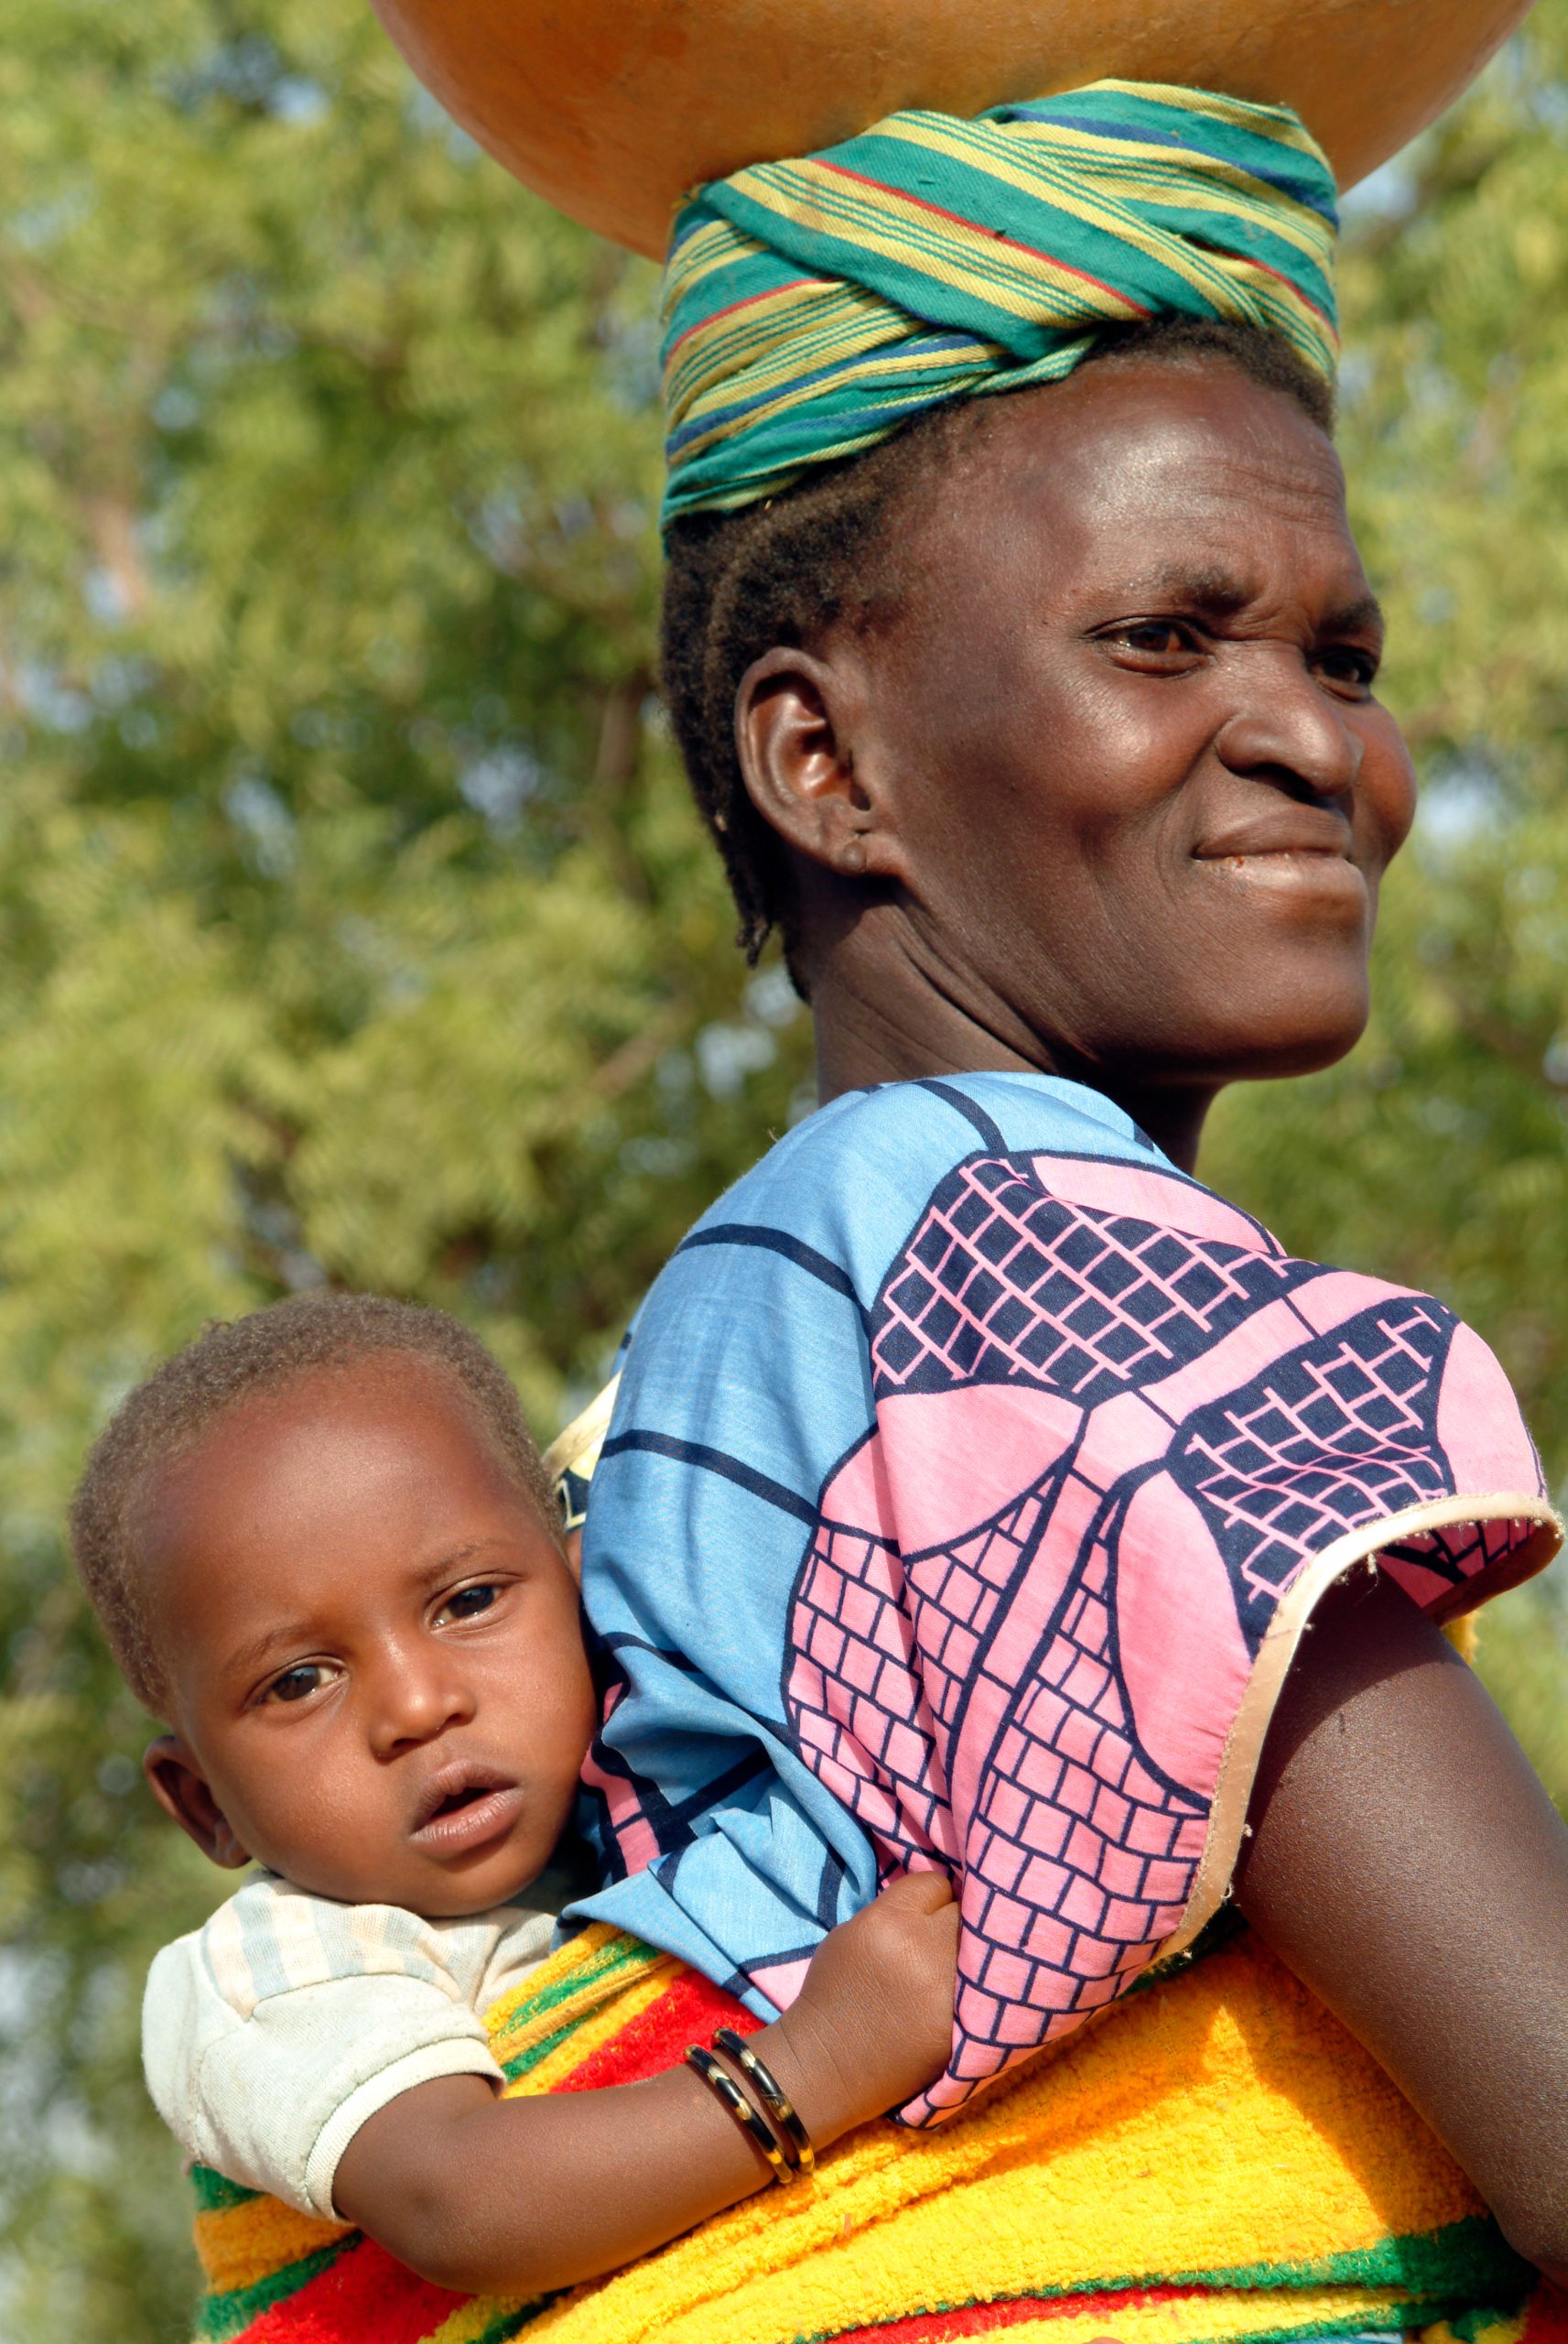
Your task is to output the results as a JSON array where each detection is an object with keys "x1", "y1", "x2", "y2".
[
  {"x1": 333, "y1": 1872, "x2": 957, "y2": 2298},
  {"x1": 1235, "y1": 1568, "x2": 1568, "y2": 2291}
]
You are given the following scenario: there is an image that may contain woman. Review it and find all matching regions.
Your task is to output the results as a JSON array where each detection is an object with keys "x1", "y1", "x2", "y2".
[
  {"x1": 193, "y1": 81, "x2": 1568, "y2": 2344},
  {"x1": 578, "y1": 71, "x2": 1568, "y2": 2269}
]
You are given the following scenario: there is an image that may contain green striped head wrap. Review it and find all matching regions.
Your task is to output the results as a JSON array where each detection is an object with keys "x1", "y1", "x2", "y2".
[{"x1": 661, "y1": 80, "x2": 1339, "y2": 525}]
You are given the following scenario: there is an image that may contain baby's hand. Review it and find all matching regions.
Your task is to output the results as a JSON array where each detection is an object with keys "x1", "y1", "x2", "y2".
[{"x1": 762, "y1": 1871, "x2": 959, "y2": 2144}]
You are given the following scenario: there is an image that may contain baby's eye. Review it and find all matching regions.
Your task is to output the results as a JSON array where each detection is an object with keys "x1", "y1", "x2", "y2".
[
  {"x1": 262, "y1": 1662, "x2": 335, "y2": 1705},
  {"x1": 438, "y1": 1582, "x2": 502, "y2": 1625}
]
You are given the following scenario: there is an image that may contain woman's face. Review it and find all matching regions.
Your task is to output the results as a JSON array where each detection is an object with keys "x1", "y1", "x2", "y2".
[{"x1": 762, "y1": 360, "x2": 1417, "y2": 1108}]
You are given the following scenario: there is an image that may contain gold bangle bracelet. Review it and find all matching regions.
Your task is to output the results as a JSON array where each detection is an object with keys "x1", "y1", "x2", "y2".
[
  {"x1": 684, "y1": 2045, "x2": 792, "y2": 2183},
  {"x1": 713, "y1": 2026, "x2": 816, "y2": 2177}
]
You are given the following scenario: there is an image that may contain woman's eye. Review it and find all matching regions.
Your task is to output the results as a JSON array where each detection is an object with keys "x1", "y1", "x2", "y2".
[
  {"x1": 263, "y1": 1663, "x2": 332, "y2": 1705},
  {"x1": 1108, "y1": 620, "x2": 1198, "y2": 659},
  {"x1": 1315, "y1": 646, "x2": 1378, "y2": 691},
  {"x1": 438, "y1": 1582, "x2": 502, "y2": 1625}
]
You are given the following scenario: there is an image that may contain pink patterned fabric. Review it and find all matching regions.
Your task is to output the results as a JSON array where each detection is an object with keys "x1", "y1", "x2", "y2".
[
  {"x1": 579, "y1": 1081, "x2": 1556, "y2": 2125},
  {"x1": 784, "y1": 1147, "x2": 1547, "y2": 2117}
]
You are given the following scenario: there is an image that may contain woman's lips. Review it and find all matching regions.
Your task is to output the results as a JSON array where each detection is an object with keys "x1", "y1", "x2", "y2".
[
  {"x1": 1194, "y1": 848, "x2": 1366, "y2": 901},
  {"x1": 410, "y1": 1776, "x2": 524, "y2": 1857},
  {"x1": 1193, "y1": 811, "x2": 1354, "y2": 862},
  {"x1": 1192, "y1": 826, "x2": 1364, "y2": 902}
]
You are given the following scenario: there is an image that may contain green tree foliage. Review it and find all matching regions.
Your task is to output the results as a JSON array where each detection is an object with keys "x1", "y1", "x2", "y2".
[{"x1": 0, "y1": 3, "x2": 1563, "y2": 2333}]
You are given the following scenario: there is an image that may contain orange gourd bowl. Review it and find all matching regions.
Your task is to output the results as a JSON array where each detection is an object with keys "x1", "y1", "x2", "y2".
[{"x1": 368, "y1": 0, "x2": 1531, "y2": 256}]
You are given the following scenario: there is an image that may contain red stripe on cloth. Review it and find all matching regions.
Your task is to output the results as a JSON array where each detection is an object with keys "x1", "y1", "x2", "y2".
[
  {"x1": 553, "y1": 1970, "x2": 762, "y2": 2094},
  {"x1": 1519, "y1": 2284, "x2": 1568, "y2": 2344},
  {"x1": 666, "y1": 278, "x2": 818, "y2": 361},
  {"x1": 827, "y1": 2283, "x2": 1196, "y2": 2341},
  {"x1": 243, "y1": 2237, "x2": 465, "y2": 2344},
  {"x1": 1235, "y1": 248, "x2": 1336, "y2": 333},
  {"x1": 813, "y1": 160, "x2": 1149, "y2": 318}
]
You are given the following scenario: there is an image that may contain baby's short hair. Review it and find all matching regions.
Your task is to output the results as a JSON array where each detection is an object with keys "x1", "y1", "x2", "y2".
[{"x1": 70, "y1": 1292, "x2": 560, "y2": 1719}]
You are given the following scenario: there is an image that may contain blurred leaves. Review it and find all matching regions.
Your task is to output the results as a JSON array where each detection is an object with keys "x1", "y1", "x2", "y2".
[{"x1": 0, "y1": 0, "x2": 1564, "y2": 2334}]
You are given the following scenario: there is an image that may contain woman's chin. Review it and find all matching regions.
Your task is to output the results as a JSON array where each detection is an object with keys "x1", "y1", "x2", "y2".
[
  {"x1": 1214, "y1": 1003, "x2": 1370, "y2": 1085},
  {"x1": 1115, "y1": 977, "x2": 1371, "y2": 1091},
  {"x1": 1172, "y1": 934, "x2": 1373, "y2": 1084}
]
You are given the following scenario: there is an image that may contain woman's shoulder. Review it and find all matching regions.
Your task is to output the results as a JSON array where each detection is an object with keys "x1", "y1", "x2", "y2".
[
  {"x1": 612, "y1": 1071, "x2": 1221, "y2": 1410},
  {"x1": 695, "y1": 1070, "x2": 1166, "y2": 1238},
  {"x1": 625, "y1": 1070, "x2": 1277, "y2": 1364}
]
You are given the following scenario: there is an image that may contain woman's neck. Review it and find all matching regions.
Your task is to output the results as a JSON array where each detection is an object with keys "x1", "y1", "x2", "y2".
[{"x1": 807, "y1": 927, "x2": 1217, "y2": 1174}]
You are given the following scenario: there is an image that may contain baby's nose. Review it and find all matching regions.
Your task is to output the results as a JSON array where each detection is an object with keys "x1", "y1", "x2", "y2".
[{"x1": 369, "y1": 1655, "x2": 476, "y2": 1753}]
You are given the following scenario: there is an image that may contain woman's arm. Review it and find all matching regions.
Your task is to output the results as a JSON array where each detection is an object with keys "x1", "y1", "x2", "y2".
[
  {"x1": 1234, "y1": 1567, "x2": 1568, "y2": 2288},
  {"x1": 333, "y1": 1872, "x2": 957, "y2": 2297}
]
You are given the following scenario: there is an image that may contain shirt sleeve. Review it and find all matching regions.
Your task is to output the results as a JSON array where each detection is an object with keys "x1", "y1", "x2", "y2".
[{"x1": 142, "y1": 1882, "x2": 504, "y2": 2219}]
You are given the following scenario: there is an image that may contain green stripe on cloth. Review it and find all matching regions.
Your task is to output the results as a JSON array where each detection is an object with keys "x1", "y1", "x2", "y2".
[
  {"x1": 799, "y1": 2305, "x2": 1509, "y2": 2344},
  {"x1": 1117, "y1": 2215, "x2": 1536, "y2": 2306},
  {"x1": 661, "y1": 79, "x2": 1338, "y2": 521},
  {"x1": 195, "y1": 2241, "x2": 354, "y2": 2340},
  {"x1": 500, "y1": 2011, "x2": 608, "y2": 2083},
  {"x1": 497, "y1": 1931, "x2": 667, "y2": 2081},
  {"x1": 460, "y1": 2309, "x2": 544, "y2": 2344},
  {"x1": 190, "y1": 2164, "x2": 261, "y2": 2215}
]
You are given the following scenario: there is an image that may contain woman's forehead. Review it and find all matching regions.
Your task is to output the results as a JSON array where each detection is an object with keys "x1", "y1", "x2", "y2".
[{"x1": 926, "y1": 361, "x2": 1363, "y2": 606}]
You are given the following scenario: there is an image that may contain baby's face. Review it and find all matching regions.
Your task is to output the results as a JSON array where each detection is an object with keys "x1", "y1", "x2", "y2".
[{"x1": 140, "y1": 1357, "x2": 597, "y2": 1917}]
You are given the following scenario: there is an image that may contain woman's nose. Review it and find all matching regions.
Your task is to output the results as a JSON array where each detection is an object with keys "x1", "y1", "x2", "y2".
[
  {"x1": 1214, "y1": 657, "x2": 1362, "y2": 804},
  {"x1": 366, "y1": 1651, "x2": 475, "y2": 1756}
]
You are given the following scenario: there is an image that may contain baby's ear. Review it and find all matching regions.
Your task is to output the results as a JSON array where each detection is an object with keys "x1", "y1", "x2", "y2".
[
  {"x1": 562, "y1": 1525, "x2": 583, "y2": 1585},
  {"x1": 144, "y1": 1737, "x2": 252, "y2": 1870}
]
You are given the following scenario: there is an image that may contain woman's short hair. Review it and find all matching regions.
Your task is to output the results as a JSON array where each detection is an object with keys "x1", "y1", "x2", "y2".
[{"x1": 661, "y1": 317, "x2": 1336, "y2": 982}]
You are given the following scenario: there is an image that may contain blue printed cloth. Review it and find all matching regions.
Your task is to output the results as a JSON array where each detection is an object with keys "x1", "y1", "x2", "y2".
[{"x1": 572, "y1": 1074, "x2": 1554, "y2": 2121}]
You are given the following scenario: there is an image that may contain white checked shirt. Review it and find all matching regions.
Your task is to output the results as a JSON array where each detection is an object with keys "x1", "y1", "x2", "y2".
[{"x1": 143, "y1": 1870, "x2": 566, "y2": 2219}]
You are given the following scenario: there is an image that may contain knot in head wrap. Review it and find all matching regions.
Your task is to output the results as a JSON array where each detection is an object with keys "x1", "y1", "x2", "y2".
[{"x1": 661, "y1": 80, "x2": 1338, "y2": 524}]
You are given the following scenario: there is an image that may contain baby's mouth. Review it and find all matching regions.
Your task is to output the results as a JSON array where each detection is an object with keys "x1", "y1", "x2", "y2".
[{"x1": 410, "y1": 1762, "x2": 524, "y2": 1856}]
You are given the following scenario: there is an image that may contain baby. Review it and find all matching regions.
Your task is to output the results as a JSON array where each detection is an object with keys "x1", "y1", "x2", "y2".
[{"x1": 70, "y1": 1292, "x2": 959, "y2": 2301}]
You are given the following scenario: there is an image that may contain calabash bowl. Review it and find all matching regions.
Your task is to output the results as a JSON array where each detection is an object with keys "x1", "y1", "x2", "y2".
[{"x1": 369, "y1": 0, "x2": 1532, "y2": 255}]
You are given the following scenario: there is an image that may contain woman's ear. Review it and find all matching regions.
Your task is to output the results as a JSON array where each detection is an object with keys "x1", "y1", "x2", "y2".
[
  {"x1": 144, "y1": 1736, "x2": 252, "y2": 1870},
  {"x1": 735, "y1": 645, "x2": 906, "y2": 885}
]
